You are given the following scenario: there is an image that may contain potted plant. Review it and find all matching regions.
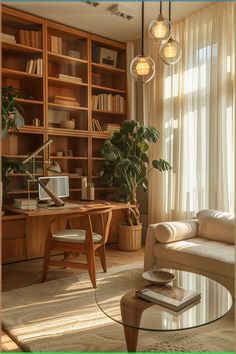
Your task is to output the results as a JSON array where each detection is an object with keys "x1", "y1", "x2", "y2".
[
  {"x1": 1, "y1": 86, "x2": 26, "y2": 203},
  {"x1": 2, "y1": 86, "x2": 25, "y2": 138},
  {"x1": 101, "y1": 120, "x2": 171, "y2": 251}
]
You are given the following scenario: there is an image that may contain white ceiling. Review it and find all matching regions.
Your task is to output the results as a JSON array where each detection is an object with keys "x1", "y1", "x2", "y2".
[{"x1": 4, "y1": 1, "x2": 211, "y2": 42}]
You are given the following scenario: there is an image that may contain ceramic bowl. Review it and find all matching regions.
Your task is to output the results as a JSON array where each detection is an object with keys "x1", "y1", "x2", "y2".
[
  {"x1": 142, "y1": 270, "x2": 176, "y2": 284},
  {"x1": 60, "y1": 120, "x2": 75, "y2": 129}
]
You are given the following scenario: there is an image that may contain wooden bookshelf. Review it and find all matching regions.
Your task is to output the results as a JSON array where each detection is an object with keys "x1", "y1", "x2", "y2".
[{"x1": 2, "y1": 5, "x2": 127, "y2": 202}]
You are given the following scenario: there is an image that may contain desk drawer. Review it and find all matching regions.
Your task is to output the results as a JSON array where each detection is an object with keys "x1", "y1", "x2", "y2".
[
  {"x1": 2, "y1": 218, "x2": 26, "y2": 263},
  {"x1": 2, "y1": 219, "x2": 26, "y2": 239}
]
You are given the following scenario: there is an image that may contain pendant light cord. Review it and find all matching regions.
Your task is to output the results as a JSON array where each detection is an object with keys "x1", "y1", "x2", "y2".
[
  {"x1": 141, "y1": 1, "x2": 144, "y2": 56},
  {"x1": 160, "y1": 1, "x2": 162, "y2": 15},
  {"x1": 169, "y1": 1, "x2": 171, "y2": 22}
]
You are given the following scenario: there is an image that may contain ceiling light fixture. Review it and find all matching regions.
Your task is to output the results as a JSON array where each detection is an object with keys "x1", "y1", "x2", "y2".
[
  {"x1": 159, "y1": 1, "x2": 182, "y2": 65},
  {"x1": 148, "y1": 1, "x2": 172, "y2": 43},
  {"x1": 130, "y1": 1, "x2": 155, "y2": 84}
]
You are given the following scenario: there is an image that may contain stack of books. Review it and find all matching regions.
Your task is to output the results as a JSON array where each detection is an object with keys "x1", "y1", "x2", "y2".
[
  {"x1": 18, "y1": 30, "x2": 41, "y2": 48},
  {"x1": 58, "y1": 73, "x2": 83, "y2": 84},
  {"x1": 92, "y1": 118, "x2": 102, "y2": 132},
  {"x1": 92, "y1": 94, "x2": 125, "y2": 113},
  {"x1": 25, "y1": 58, "x2": 43, "y2": 75},
  {"x1": 103, "y1": 123, "x2": 121, "y2": 133},
  {"x1": 14, "y1": 198, "x2": 38, "y2": 210},
  {"x1": 48, "y1": 95, "x2": 80, "y2": 106},
  {"x1": 50, "y1": 35, "x2": 62, "y2": 54},
  {"x1": 1, "y1": 32, "x2": 16, "y2": 44},
  {"x1": 136, "y1": 285, "x2": 201, "y2": 312}
]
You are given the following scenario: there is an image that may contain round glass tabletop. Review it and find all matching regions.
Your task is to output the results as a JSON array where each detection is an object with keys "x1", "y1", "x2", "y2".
[{"x1": 95, "y1": 268, "x2": 233, "y2": 332}]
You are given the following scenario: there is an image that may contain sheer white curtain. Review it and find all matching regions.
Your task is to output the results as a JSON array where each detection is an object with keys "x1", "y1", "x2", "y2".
[{"x1": 148, "y1": 2, "x2": 235, "y2": 222}]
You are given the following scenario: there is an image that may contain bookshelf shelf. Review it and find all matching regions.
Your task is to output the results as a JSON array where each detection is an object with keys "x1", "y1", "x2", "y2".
[
  {"x1": 48, "y1": 52, "x2": 88, "y2": 65},
  {"x1": 92, "y1": 109, "x2": 126, "y2": 116},
  {"x1": 2, "y1": 41, "x2": 43, "y2": 54},
  {"x1": 92, "y1": 84, "x2": 126, "y2": 94},
  {"x1": 48, "y1": 77, "x2": 88, "y2": 88},
  {"x1": 92, "y1": 62, "x2": 126, "y2": 74},
  {"x1": 49, "y1": 156, "x2": 87, "y2": 160},
  {"x1": 15, "y1": 98, "x2": 44, "y2": 105},
  {"x1": 48, "y1": 102, "x2": 88, "y2": 111},
  {"x1": 2, "y1": 68, "x2": 43, "y2": 79}
]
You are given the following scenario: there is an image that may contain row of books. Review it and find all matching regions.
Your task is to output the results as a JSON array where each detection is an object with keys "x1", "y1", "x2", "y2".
[
  {"x1": 92, "y1": 72, "x2": 101, "y2": 85},
  {"x1": 58, "y1": 73, "x2": 83, "y2": 84},
  {"x1": 18, "y1": 30, "x2": 41, "y2": 48},
  {"x1": 92, "y1": 94, "x2": 125, "y2": 113},
  {"x1": 103, "y1": 123, "x2": 120, "y2": 133},
  {"x1": 92, "y1": 119, "x2": 121, "y2": 133},
  {"x1": 92, "y1": 119, "x2": 102, "y2": 132},
  {"x1": 49, "y1": 95, "x2": 80, "y2": 106},
  {"x1": 1, "y1": 32, "x2": 16, "y2": 44},
  {"x1": 26, "y1": 59, "x2": 43, "y2": 75},
  {"x1": 50, "y1": 35, "x2": 62, "y2": 54},
  {"x1": 14, "y1": 198, "x2": 38, "y2": 210}
]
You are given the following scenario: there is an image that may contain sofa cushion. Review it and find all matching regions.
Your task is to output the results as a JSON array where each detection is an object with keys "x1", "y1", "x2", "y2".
[
  {"x1": 154, "y1": 220, "x2": 198, "y2": 243},
  {"x1": 153, "y1": 237, "x2": 234, "y2": 280},
  {"x1": 197, "y1": 209, "x2": 235, "y2": 244}
]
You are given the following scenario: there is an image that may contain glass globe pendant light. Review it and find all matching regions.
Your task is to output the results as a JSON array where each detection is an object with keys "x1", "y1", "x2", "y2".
[
  {"x1": 130, "y1": 1, "x2": 155, "y2": 84},
  {"x1": 159, "y1": 1, "x2": 182, "y2": 65},
  {"x1": 148, "y1": 1, "x2": 172, "y2": 43}
]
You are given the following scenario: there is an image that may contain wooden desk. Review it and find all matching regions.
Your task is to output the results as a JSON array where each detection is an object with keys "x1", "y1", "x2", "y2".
[{"x1": 3, "y1": 201, "x2": 129, "y2": 262}]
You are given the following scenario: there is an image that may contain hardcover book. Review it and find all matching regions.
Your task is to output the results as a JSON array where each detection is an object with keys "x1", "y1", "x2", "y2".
[{"x1": 136, "y1": 285, "x2": 201, "y2": 312}]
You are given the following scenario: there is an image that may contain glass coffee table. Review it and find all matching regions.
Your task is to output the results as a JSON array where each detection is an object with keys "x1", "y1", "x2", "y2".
[{"x1": 95, "y1": 268, "x2": 233, "y2": 352}]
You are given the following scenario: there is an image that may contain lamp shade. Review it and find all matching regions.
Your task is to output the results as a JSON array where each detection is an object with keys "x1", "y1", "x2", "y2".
[
  {"x1": 148, "y1": 14, "x2": 171, "y2": 42},
  {"x1": 159, "y1": 38, "x2": 182, "y2": 65},
  {"x1": 130, "y1": 54, "x2": 155, "y2": 84}
]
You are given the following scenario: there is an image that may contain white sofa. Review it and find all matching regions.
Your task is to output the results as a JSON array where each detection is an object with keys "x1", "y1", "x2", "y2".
[{"x1": 144, "y1": 209, "x2": 235, "y2": 296}]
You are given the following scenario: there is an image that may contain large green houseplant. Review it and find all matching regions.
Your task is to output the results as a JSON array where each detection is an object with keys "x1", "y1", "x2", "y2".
[
  {"x1": 101, "y1": 120, "x2": 171, "y2": 250},
  {"x1": 1, "y1": 86, "x2": 26, "y2": 199}
]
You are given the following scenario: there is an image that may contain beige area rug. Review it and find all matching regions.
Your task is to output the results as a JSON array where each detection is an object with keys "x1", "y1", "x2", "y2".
[{"x1": 2, "y1": 264, "x2": 235, "y2": 352}]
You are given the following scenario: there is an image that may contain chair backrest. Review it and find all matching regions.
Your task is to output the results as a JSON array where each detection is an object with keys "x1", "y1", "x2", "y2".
[{"x1": 47, "y1": 207, "x2": 113, "y2": 244}]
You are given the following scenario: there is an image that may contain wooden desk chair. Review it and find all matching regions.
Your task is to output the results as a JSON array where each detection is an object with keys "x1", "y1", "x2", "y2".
[{"x1": 42, "y1": 208, "x2": 112, "y2": 288}]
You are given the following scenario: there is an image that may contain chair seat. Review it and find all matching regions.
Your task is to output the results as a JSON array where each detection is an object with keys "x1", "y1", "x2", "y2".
[{"x1": 52, "y1": 229, "x2": 103, "y2": 243}]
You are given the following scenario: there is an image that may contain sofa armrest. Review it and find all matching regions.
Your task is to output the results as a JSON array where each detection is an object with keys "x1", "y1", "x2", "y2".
[{"x1": 144, "y1": 220, "x2": 198, "y2": 271}]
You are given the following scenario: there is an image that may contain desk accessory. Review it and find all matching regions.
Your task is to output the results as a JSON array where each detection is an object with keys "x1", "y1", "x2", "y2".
[
  {"x1": 22, "y1": 139, "x2": 64, "y2": 207},
  {"x1": 81, "y1": 177, "x2": 87, "y2": 200}
]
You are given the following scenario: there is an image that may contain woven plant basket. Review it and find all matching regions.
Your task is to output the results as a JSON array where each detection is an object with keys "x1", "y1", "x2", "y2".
[{"x1": 118, "y1": 224, "x2": 142, "y2": 251}]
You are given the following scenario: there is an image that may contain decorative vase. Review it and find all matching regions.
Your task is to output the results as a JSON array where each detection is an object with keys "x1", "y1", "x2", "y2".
[
  {"x1": 118, "y1": 224, "x2": 142, "y2": 251},
  {"x1": 60, "y1": 119, "x2": 75, "y2": 129}
]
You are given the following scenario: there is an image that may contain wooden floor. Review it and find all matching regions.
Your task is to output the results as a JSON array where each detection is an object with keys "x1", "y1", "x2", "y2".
[{"x1": 1, "y1": 245, "x2": 144, "y2": 352}]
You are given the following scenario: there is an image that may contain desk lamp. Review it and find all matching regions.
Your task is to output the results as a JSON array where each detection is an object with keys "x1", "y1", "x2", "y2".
[{"x1": 22, "y1": 139, "x2": 64, "y2": 207}]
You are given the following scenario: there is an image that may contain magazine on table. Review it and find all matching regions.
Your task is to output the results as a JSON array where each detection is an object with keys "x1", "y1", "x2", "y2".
[{"x1": 136, "y1": 284, "x2": 201, "y2": 312}]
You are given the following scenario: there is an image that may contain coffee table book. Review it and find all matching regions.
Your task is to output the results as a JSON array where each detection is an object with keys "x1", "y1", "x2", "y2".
[{"x1": 136, "y1": 285, "x2": 201, "y2": 312}]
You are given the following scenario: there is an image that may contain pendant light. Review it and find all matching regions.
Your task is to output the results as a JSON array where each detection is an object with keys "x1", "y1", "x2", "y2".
[
  {"x1": 148, "y1": 1, "x2": 172, "y2": 43},
  {"x1": 159, "y1": 1, "x2": 181, "y2": 65},
  {"x1": 130, "y1": 1, "x2": 155, "y2": 84}
]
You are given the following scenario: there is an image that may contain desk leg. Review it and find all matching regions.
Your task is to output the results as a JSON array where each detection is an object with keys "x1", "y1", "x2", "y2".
[{"x1": 120, "y1": 297, "x2": 142, "y2": 352}]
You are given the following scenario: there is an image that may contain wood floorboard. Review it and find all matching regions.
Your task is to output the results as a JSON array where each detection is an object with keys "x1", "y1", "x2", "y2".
[{"x1": 1, "y1": 244, "x2": 144, "y2": 352}]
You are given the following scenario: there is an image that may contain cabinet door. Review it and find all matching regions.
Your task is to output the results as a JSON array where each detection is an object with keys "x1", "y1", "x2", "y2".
[{"x1": 2, "y1": 219, "x2": 26, "y2": 263}]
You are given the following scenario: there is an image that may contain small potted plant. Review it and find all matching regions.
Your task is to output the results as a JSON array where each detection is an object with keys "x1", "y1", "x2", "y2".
[{"x1": 101, "y1": 120, "x2": 171, "y2": 251}]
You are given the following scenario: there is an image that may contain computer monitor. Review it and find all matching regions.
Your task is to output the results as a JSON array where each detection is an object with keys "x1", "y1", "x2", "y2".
[{"x1": 38, "y1": 176, "x2": 69, "y2": 201}]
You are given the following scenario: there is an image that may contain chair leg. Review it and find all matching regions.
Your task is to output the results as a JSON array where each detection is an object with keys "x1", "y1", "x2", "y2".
[
  {"x1": 98, "y1": 245, "x2": 107, "y2": 273},
  {"x1": 42, "y1": 241, "x2": 52, "y2": 282},
  {"x1": 86, "y1": 249, "x2": 96, "y2": 288}
]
